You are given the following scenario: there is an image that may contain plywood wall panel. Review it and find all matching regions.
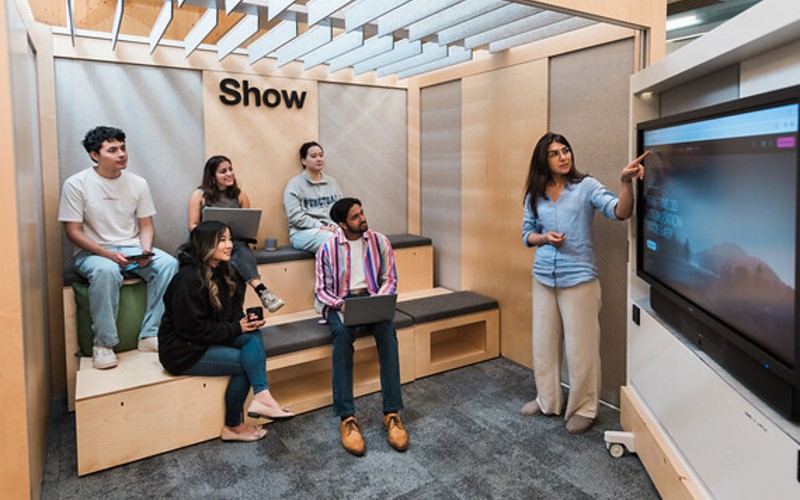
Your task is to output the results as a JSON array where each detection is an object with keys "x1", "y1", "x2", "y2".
[
  {"x1": 204, "y1": 71, "x2": 318, "y2": 247},
  {"x1": 461, "y1": 59, "x2": 549, "y2": 369}
]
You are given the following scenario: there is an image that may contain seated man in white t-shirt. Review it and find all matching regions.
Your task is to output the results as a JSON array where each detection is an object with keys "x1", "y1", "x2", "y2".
[{"x1": 58, "y1": 126, "x2": 178, "y2": 369}]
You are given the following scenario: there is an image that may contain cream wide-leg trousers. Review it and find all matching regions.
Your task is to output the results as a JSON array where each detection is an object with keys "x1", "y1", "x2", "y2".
[{"x1": 532, "y1": 277, "x2": 602, "y2": 420}]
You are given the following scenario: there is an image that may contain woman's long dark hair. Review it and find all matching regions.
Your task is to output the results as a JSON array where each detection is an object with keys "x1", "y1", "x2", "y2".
[
  {"x1": 178, "y1": 221, "x2": 237, "y2": 311},
  {"x1": 201, "y1": 155, "x2": 241, "y2": 205},
  {"x1": 523, "y1": 132, "x2": 587, "y2": 218}
]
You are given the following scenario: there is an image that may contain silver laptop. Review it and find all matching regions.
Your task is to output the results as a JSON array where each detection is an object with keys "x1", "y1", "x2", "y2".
[
  {"x1": 202, "y1": 207, "x2": 262, "y2": 242},
  {"x1": 343, "y1": 294, "x2": 397, "y2": 326}
]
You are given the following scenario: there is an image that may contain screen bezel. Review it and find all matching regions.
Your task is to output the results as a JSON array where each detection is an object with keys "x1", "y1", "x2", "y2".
[{"x1": 636, "y1": 85, "x2": 800, "y2": 386}]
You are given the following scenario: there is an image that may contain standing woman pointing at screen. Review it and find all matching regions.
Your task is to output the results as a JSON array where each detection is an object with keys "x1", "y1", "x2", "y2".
[{"x1": 521, "y1": 132, "x2": 647, "y2": 434}]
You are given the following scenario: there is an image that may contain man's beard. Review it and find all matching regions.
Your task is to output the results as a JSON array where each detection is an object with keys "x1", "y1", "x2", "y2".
[{"x1": 348, "y1": 221, "x2": 368, "y2": 234}]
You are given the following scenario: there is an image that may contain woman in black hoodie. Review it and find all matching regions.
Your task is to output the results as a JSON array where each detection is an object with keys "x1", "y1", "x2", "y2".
[{"x1": 159, "y1": 221, "x2": 294, "y2": 442}]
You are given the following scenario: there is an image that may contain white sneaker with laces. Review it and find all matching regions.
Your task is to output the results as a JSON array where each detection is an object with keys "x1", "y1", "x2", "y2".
[
  {"x1": 92, "y1": 346, "x2": 118, "y2": 369},
  {"x1": 259, "y1": 288, "x2": 285, "y2": 313},
  {"x1": 138, "y1": 336, "x2": 158, "y2": 353}
]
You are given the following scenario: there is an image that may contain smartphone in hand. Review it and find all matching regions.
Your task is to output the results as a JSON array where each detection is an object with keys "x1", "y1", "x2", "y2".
[{"x1": 246, "y1": 306, "x2": 264, "y2": 321}]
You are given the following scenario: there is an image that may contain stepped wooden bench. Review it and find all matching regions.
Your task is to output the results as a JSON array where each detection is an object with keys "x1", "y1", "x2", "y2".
[
  {"x1": 64, "y1": 234, "x2": 501, "y2": 475},
  {"x1": 64, "y1": 234, "x2": 434, "y2": 411},
  {"x1": 74, "y1": 310, "x2": 416, "y2": 476}
]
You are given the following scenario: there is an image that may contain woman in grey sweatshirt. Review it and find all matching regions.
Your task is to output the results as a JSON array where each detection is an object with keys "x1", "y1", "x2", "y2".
[{"x1": 283, "y1": 141, "x2": 343, "y2": 252}]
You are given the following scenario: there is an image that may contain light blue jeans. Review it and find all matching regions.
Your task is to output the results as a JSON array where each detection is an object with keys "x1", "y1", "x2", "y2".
[
  {"x1": 290, "y1": 228, "x2": 336, "y2": 253},
  {"x1": 75, "y1": 246, "x2": 178, "y2": 347}
]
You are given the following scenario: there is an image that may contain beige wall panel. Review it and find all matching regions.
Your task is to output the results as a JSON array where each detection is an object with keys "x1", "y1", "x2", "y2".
[
  {"x1": 549, "y1": 39, "x2": 635, "y2": 406},
  {"x1": 34, "y1": 21, "x2": 67, "y2": 396},
  {"x1": 204, "y1": 71, "x2": 318, "y2": 246},
  {"x1": 1, "y1": 0, "x2": 46, "y2": 497},
  {"x1": 461, "y1": 59, "x2": 549, "y2": 368},
  {"x1": 14, "y1": 27, "x2": 49, "y2": 500}
]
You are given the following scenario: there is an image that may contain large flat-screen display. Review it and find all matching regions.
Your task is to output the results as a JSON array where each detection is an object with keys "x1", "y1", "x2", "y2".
[{"x1": 637, "y1": 85, "x2": 800, "y2": 420}]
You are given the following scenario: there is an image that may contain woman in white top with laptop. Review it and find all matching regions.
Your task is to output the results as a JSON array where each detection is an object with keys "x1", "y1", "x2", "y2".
[{"x1": 188, "y1": 155, "x2": 284, "y2": 313}]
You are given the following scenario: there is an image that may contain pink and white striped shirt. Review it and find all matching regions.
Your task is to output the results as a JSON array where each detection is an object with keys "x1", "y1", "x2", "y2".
[{"x1": 314, "y1": 229, "x2": 398, "y2": 319}]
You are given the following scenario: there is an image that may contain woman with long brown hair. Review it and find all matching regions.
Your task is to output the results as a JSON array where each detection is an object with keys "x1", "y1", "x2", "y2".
[
  {"x1": 521, "y1": 132, "x2": 648, "y2": 434},
  {"x1": 188, "y1": 155, "x2": 284, "y2": 313},
  {"x1": 158, "y1": 221, "x2": 294, "y2": 442}
]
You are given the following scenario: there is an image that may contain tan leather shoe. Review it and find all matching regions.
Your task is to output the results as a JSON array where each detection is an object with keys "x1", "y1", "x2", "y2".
[
  {"x1": 340, "y1": 416, "x2": 365, "y2": 456},
  {"x1": 383, "y1": 412, "x2": 408, "y2": 451}
]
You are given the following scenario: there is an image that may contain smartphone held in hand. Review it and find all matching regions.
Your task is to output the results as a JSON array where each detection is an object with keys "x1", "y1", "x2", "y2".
[{"x1": 246, "y1": 306, "x2": 264, "y2": 321}]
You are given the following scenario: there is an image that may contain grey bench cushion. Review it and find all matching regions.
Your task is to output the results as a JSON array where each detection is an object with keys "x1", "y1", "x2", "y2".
[
  {"x1": 254, "y1": 246, "x2": 313, "y2": 264},
  {"x1": 62, "y1": 234, "x2": 433, "y2": 284},
  {"x1": 253, "y1": 233, "x2": 432, "y2": 265},
  {"x1": 263, "y1": 310, "x2": 414, "y2": 358},
  {"x1": 395, "y1": 291, "x2": 498, "y2": 324}
]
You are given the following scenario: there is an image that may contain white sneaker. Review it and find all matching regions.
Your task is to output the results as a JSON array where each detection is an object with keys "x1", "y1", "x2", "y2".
[
  {"x1": 138, "y1": 336, "x2": 159, "y2": 353},
  {"x1": 259, "y1": 288, "x2": 285, "y2": 313},
  {"x1": 92, "y1": 346, "x2": 118, "y2": 369}
]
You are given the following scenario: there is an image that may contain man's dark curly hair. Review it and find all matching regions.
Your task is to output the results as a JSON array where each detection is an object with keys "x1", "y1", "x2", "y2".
[{"x1": 82, "y1": 126, "x2": 126, "y2": 157}]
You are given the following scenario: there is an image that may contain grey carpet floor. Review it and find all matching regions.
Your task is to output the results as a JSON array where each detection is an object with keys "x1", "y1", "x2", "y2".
[{"x1": 42, "y1": 357, "x2": 658, "y2": 499}]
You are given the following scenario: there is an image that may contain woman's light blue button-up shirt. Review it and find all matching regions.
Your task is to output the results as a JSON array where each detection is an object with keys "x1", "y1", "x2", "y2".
[{"x1": 522, "y1": 177, "x2": 620, "y2": 288}]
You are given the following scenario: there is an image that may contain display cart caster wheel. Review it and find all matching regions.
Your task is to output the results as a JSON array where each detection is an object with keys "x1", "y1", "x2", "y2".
[
  {"x1": 608, "y1": 442, "x2": 625, "y2": 458},
  {"x1": 603, "y1": 430, "x2": 635, "y2": 458}
]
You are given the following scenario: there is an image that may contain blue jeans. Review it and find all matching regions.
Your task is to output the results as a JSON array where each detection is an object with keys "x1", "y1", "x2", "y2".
[
  {"x1": 327, "y1": 306, "x2": 404, "y2": 417},
  {"x1": 290, "y1": 228, "x2": 336, "y2": 253},
  {"x1": 230, "y1": 239, "x2": 260, "y2": 284},
  {"x1": 183, "y1": 333, "x2": 268, "y2": 427},
  {"x1": 75, "y1": 246, "x2": 178, "y2": 347}
]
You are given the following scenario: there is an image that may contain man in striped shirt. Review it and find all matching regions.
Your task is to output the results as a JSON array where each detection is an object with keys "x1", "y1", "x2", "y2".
[{"x1": 315, "y1": 197, "x2": 408, "y2": 456}]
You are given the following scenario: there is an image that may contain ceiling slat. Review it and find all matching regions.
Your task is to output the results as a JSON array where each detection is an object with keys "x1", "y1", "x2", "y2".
[
  {"x1": 327, "y1": 34, "x2": 394, "y2": 72},
  {"x1": 184, "y1": 7, "x2": 218, "y2": 57},
  {"x1": 464, "y1": 10, "x2": 569, "y2": 49},
  {"x1": 148, "y1": 1, "x2": 173, "y2": 54},
  {"x1": 376, "y1": 42, "x2": 448, "y2": 77},
  {"x1": 248, "y1": 15, "x2": 298, "y2": 63},
  {"x1": 303, "y1": 28, "x2": 364, "y2": 70},
  {"x1": 437, "y1": 3, "x2": 539, "y2": 45},
  {"x1": 398, "y1": 45, "x2": 472, "y2": 78},
  {"x1": 308, "y1": 0, "x2": 354, "y2": 27},
  {"x1": 111, "y1": 0, "x2": 124, "y2": 50},
  {"x1": 217, "y1": 13, "x2": 259, "y2": 60},
  {"x1": 406, "y1": 0, "x2": 507, "y2": 41},
  {"x1": 343, "y1": 0, "x2": 413, "y2": 32},
  {"x1": 376, "y1": 0, "x2": 463, "y2": 37},
  {"x1": 489, "y1": 16, "x2": 596, "y2": 52},
  {"x1": 275, "y1": 19, "x2": 333, "y2": 67},
  {"x1": 353, "y1": 38, "x2": 421, "y2": 74}
]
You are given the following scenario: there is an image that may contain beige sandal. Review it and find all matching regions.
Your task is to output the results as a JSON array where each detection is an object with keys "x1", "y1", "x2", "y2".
[{"x1": 220, "y1": 425, "x2": 267, "y2": 442}]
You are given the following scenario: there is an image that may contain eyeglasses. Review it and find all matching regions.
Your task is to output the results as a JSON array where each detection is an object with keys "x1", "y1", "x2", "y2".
[{"x1": 547, "y1": 147, "x2": 571, "y2": 159}]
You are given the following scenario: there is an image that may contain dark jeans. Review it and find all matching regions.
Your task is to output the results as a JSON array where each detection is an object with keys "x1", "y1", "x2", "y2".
[
  {"x1": 184, "y1": 332, "x2": 267, "y2": 427},
  {"x1": 328, "y1": 306, "x2": 404, "y2": 418},
  {"x1": 230, "y1": 239, "x2": 260, "y2": 284}
]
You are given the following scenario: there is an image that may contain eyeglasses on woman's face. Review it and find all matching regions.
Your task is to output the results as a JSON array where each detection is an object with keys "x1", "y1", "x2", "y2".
[{"x1": 547, "y1": 146, "x2": 571, "y2": 159}]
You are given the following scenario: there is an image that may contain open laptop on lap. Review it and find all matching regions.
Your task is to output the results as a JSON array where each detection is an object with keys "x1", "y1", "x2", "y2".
[
  {"x1": 202, "y1": 207, "x2": 261, "y2": 243},
  {"x1": 343, "y1": 294, "x2": 397, "y2": 326}
]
